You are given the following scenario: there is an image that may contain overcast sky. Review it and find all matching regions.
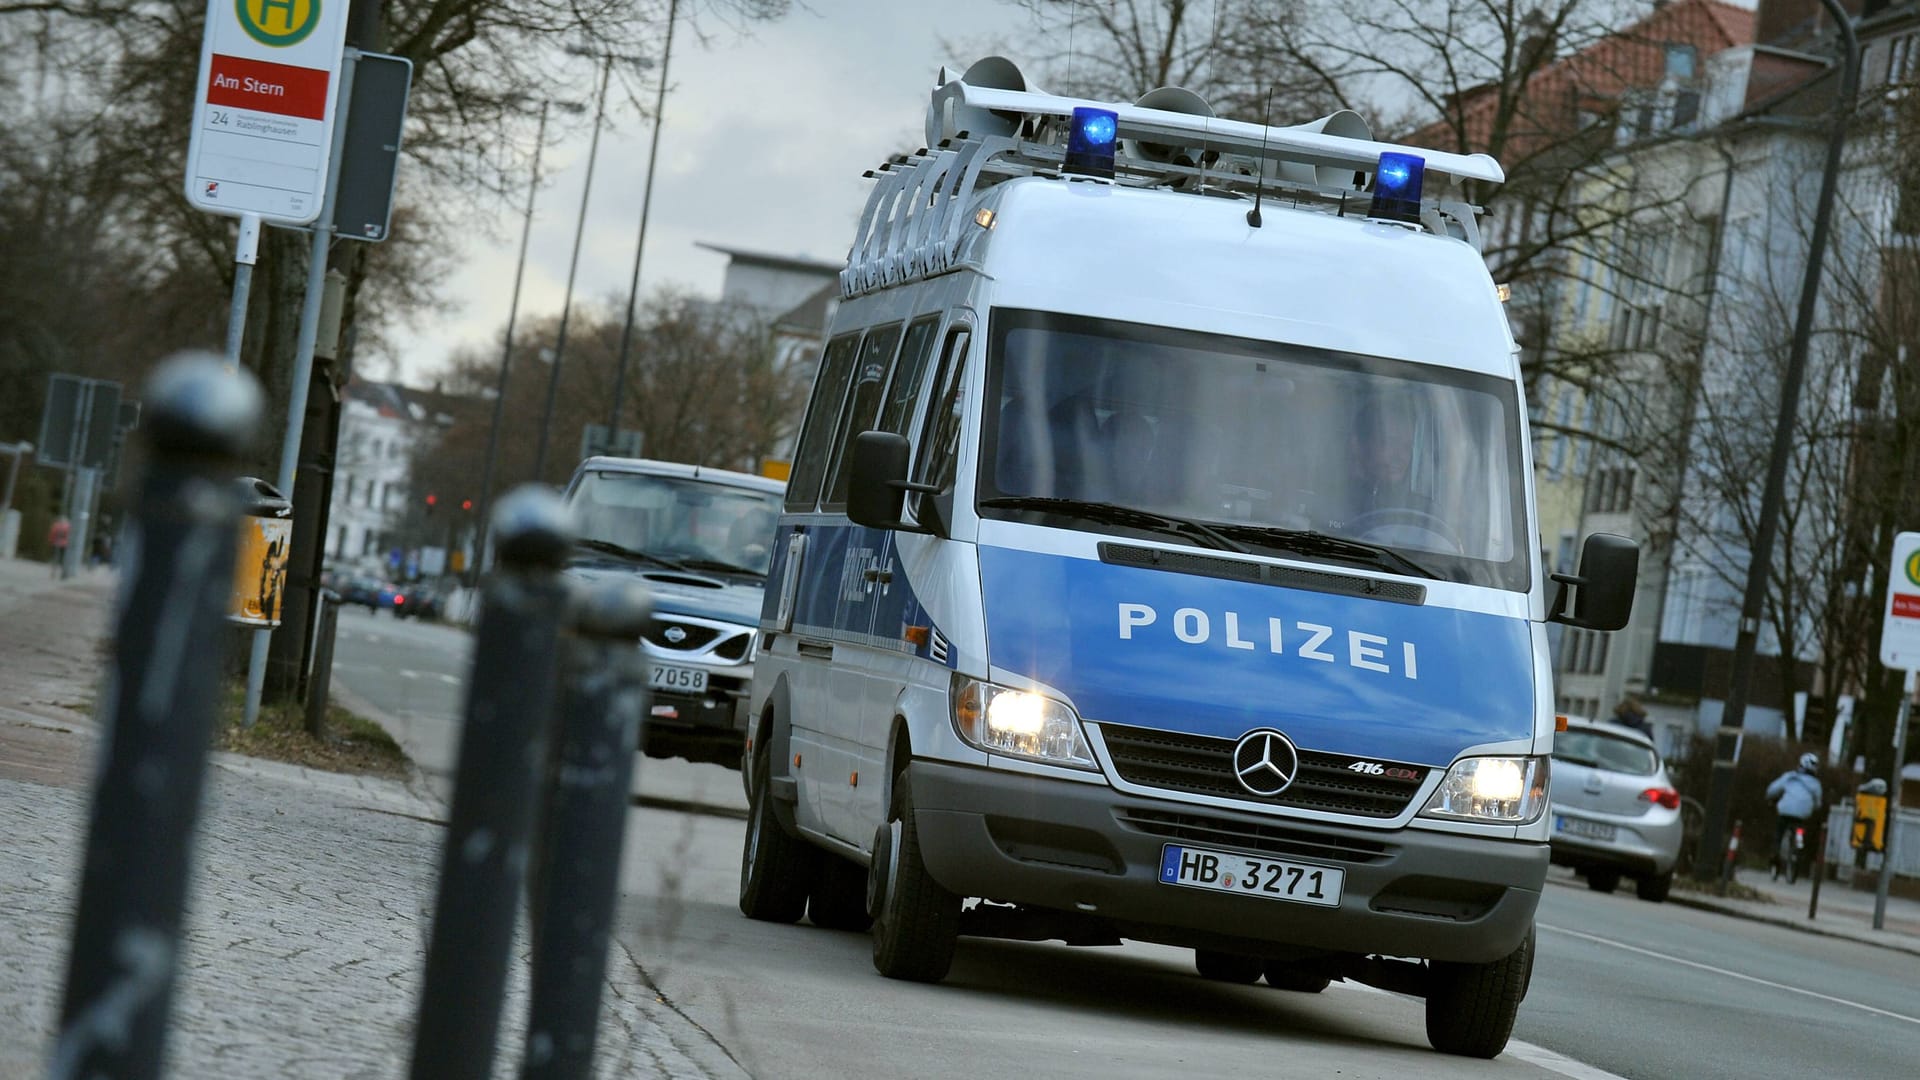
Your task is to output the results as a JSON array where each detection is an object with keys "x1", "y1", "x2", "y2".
[{"x1": 383, "y1": 0, "x2": 1035, "y2": 384}]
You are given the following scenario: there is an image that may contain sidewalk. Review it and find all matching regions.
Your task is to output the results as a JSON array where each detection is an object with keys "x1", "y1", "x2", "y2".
[
  {"x1": 0, "y1": 558, "x2": 743, "y2": 1078},
  {"x1": 1664, "y1": 865, "x2": 1920, "y2": 957}
]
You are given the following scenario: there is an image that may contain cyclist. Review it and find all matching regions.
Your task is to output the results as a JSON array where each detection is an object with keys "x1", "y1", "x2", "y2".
[{"x1": 1766, "y1": 753, "x2": 1823, "y2": 880}]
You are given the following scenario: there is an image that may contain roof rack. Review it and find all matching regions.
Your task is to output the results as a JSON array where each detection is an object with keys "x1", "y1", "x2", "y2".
[{"x1": 839, "y1": 60, "x2": 1502, "y2": 300}]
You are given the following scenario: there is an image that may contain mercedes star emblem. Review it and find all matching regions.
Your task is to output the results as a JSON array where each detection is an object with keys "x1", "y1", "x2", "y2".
[
  {"x1": 1231, "y1": 729, "x2": 1300, "y2": 797},
  {"x1": 664, "y1": 626, "x2": 688, "y2": 644}
]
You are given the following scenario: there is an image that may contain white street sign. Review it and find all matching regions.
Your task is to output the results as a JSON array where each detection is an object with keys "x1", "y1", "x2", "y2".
[
  {"x1": 183, "y1": 0, "x2": 352, "y2": 225},
  {"x1": 1882, "y1": 531, "x2": 1920, "y2": 670}
]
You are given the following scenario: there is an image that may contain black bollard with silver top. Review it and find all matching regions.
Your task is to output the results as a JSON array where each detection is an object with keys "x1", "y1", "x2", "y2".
[
  {"x1": 51, "y1": 354, "x2": 263, "y2": 1080},
  {"x1": 410, "y1": 487, "x2": 574, "y2": 1080},
  {"x1": 521, "y1": 579, "x2": 651, "y2": 1080}
]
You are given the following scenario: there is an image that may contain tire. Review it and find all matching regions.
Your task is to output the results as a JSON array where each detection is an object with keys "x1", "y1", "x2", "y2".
[
  {"x1": 870, "y1": 771, "x2": 961, "y2": 982},
  {"x1": 1262, "y1": 961, "x2": 1331, "y2": 993},
  {"x1": 1585, "y1": 868, "x2": 1621, "y2": 894},
  {"x1": 808, "y1": 855, "x2": 874, "y2": 932},
  {"x1": 1425, "y1": 926, "x2": 1534, "y2": 1058},
  {"x1": 1194, "y1": 950, "x2": 1263, "y2": 984},
  {"x1": 738, "y1": 740, "x2": 817, "y2": 923},
  {"x1": 1636, "y1": 871, "x2": 1673, "y2": 903}
]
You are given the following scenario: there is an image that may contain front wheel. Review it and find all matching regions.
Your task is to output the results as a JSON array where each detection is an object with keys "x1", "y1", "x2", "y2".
[
  {"x1": 1425, "y1": 927, "x2": 1534, "y2": 1058},
  {"x1": 870, "y1": 771, "x2": 961, "y2": 982},
  {"x1": 738, "y1": 740, "x2": 817, "y2": 923}
]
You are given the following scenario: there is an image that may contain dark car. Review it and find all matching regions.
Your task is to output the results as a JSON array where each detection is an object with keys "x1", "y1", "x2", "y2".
[
  {"x1": 338, "y1": 576, "x2": 385, "y2": 611},
  {"x1": 396, "y1": 584, "x2": 445, "y2": 620}
]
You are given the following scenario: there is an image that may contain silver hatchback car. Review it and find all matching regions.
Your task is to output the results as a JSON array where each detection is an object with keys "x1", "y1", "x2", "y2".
[{"x1": 1547, "y1": 719, "x2": 1685, "y2": 902}]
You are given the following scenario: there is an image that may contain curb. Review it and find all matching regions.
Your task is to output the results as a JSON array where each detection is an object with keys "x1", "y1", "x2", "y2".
[{"x1": 1663, "y1": 891, "x2": 1920, "y2": 958}]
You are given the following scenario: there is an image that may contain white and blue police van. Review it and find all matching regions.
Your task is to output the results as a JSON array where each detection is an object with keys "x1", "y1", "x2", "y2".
[{"x1": 739, "y1": 58, "x2": 1638, "y2": 1059}]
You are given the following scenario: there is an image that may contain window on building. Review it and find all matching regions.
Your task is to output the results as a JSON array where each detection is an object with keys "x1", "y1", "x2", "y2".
[
  {"x1": 344, "y1": 476, "x2": 355, "y2": 505},
  {"x1": 1664, "y1": 44, "x2": 1697, "y2": 82}
]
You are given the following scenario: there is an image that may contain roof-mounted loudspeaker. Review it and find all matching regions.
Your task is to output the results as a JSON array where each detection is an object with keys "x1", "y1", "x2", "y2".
[
  {"x1": 1122, "y1": 86, "x2": 1215, "y2": 168},
  {"x1": 1272, "y1": 110, "x2": 1374, "y2": 190},
  {"x1": 927, "y1": 56, "x2": 1047, "y2": 147}
]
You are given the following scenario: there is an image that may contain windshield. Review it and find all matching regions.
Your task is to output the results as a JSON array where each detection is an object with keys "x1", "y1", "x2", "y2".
[
  {"x1": 980, "y1": 309, "x2": 1529, "y2": 590},
  {"x1": 1553, "y1": 729, "x2": 1658, "y2": 776},
  {"x1": 567, "y1": 471, "x2": 783, "y2": 576}
]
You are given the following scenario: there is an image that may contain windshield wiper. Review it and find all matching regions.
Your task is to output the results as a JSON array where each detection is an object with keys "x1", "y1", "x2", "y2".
[
  {"x1": 1207, "y1": 525, "x2": 1442, "y2": 580},
  {"x1": 673, "y1": 556, "x2": 767, "y2": 579},
  {"x1": 573, "y1": 538, "x2": 690, "y2": 572},
  {"x1": 978, "y1": 496, "x2": 1249, "y2": 554}
]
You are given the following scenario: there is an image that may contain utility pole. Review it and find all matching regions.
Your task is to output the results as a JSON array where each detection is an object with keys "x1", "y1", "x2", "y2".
[
  {"x1": 1694, "y1": 1, "x2": 1860, "y2": 877},
  {"x1": 532, "y1": 56, "x2": 613, "y2": 487},
  {"x1": 609, "y1": 0, "x2": 680, "y2": 436}
]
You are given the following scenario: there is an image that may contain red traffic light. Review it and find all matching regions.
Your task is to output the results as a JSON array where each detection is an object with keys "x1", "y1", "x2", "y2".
[
  {"x1": 461, "y1": 499, "x2": 473, "y2": 511},
  {"x1": 425, "y1": 493, "x2": 437, "y2": 506}
]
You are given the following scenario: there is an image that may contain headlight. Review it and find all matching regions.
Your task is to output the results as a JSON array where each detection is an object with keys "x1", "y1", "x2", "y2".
[
  {"x1": 1419, "y1": 756, "x2": 1549, "y2": 823},
  {"x1": 950, "y1": 676, "x2": 1097, "y2": 770}
]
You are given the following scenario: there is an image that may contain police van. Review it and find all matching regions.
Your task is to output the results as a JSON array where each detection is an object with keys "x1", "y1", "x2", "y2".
[{"x1": 739, "y1": 57, "x2": 1637, "y2": 1059}]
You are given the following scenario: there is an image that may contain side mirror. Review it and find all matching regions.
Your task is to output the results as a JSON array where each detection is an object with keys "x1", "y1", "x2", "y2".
[
  {"x1": 847, "y1": 431, "x2": 938, "y2": 531},
  {"x1": 1549, "y1": 532, "x2": 1638, "y2": 632}
]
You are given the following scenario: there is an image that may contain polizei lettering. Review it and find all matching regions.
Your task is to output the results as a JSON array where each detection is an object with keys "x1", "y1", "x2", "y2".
[{"x1": 1117, "y1": 602, "x2": 1419, "y2": 680}]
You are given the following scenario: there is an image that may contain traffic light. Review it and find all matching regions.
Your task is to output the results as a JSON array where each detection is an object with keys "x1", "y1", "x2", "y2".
[
  {"x1": 425, "y1": 493, "x2": 437, "y2": 507},
  {"x1": 461, "y1": 499, "x2": 473, "y2": 512}
]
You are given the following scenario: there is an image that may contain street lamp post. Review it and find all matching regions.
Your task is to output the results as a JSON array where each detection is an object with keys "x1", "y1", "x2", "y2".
[
  {"x1": 474, "y1": 101, "x2": 558, "y2": 582},
  {"x1": 532, "y1": 54, "x2": 614, "y2": 488},
  {"x1": 1693, "y1": 0, "x2": 1860, "y2": 878},
  {"x1": 609, "y1": 0, "x2": 681, "y2": 436}
]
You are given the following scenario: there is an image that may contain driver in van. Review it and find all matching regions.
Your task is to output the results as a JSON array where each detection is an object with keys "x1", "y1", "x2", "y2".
[{"x1": 1333, "y1": 398, "x2": 1430, "y2": 528}]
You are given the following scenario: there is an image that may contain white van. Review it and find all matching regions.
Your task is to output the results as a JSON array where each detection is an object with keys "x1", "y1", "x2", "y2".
[{"x1": 740, "y1": 58, "x2": 1638, "y2": 1059}]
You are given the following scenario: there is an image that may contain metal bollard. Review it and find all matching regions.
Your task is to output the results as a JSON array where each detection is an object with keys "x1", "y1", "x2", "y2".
[
  {"x1": 1722, "y1": 819, "x2": 1742, "y2": 888},
  {"x1": 1808, "y1": 820, "x2": 1827, "y2": 919},
  {"x1": 50, "y1": 355, "x2": 263, "y2": 1080},
  {"x1": 521, "y1": 580, "x2": 651, "y2": 1080},
  {"x1": 410, "y1": 487, "x2": 574, "y2": 1080},
  {"x1": 303, "y1": 588, "x2": 342, "y2": 737}
]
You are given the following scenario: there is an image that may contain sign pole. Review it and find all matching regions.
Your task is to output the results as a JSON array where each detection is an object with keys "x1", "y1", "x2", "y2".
[
  {"x1": 1875, "y1": 671, "x2": 1912, "y2": 931},
  {"x1": 223, "y1": 213, "x2": 263, "y2": 369},
  {"x1": 243, "y1": 48, "x2": 360, "y2": 728}
]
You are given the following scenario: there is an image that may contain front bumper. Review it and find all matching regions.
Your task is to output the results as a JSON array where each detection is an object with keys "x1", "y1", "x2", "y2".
[{"x1": 909, "y1": 759, "x2": 1546, "y2": 964}]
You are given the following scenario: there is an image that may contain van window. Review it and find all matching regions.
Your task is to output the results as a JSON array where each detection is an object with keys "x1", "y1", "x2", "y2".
[
  {"x1": 979, "y1": 309, "x2": 1528, "y2": 590},
  {"x1": 785, "y1": 333, "x2": 861, "y2": 511},
  {"x1": 824, "y1": 324, "x2": 904, "y2": 510},
  {"x1": 915, "y1": 327, "x2": 972, "y2": 491},
  {"x1": 876, "y1": 315, "x2": 942, "y2": 437}
]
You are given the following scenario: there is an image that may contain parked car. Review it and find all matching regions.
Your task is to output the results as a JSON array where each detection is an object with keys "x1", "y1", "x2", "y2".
[
  {"x1": 559, "y1": 456, "x2": 784, "y2": 769},
  {"x1": 336, "y1": 576, "x2": 385, "y2": 612},
  {"x1": 396, "y1": 583, "x2": 446, "y2": 621},
  {"x1": 1548, "y1": 719, "x2": 1684, "y2": 902}
]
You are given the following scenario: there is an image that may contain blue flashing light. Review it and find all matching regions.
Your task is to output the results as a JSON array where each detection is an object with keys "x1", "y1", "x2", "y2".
[
  {"x1": 1064, "y1": 106, "x2": 1119, "y2": 179},
  {"x1": 1367, "y1": 151, "x2": 1426, "y2": 223}
]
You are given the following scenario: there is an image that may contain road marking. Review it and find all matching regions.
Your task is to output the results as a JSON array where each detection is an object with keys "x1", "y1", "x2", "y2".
[
  {"x1": 1336, "y1": 981, "x2": 1629, "y2": 1079},
  {"x1": 435, "y1": 674, "x2": 459, "y2": 686},
  {"x1": 1538, "y1": 922, "x2": 1920, "y2": 1027}
]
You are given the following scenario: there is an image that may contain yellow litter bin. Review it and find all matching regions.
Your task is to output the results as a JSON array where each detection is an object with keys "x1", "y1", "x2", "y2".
[{"x1": 229, "y1": 478, "x2": 292, "y2": 626}]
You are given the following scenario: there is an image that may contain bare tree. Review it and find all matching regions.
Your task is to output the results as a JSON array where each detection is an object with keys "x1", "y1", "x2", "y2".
[{"x1": 408, "y1": 288, "x2": 805, "y2": 510}]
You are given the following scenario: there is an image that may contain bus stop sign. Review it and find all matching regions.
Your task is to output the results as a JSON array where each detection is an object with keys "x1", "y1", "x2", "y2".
[{"x1": 1883, "y1": 532, "x2": 1920, "y2": 670}]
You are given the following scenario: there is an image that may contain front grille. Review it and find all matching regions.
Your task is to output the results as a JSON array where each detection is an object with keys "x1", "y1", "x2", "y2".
[
  {"x1": 1116, "y1": 807, "x2": 1394, "y2": 864},
  {"x1": 1098, "y1": 723, "x2": 1428, "y2": 818},
  {"x1": 645, "y1": 620, "x2": 721, "y2": 651},
  {"x1": 712, "y1": 633, "x2": 751, "y2": 661}
]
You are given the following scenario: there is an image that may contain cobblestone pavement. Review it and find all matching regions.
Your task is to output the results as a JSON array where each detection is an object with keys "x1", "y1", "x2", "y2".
[{"x1": 0, "y1": 556, "x2": 746, "y2": 1078}]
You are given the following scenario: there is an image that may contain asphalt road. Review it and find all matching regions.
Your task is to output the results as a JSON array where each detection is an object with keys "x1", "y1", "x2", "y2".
[{"x1": 331, "y1": 612, "x2": 1920, "y2": 1079}]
